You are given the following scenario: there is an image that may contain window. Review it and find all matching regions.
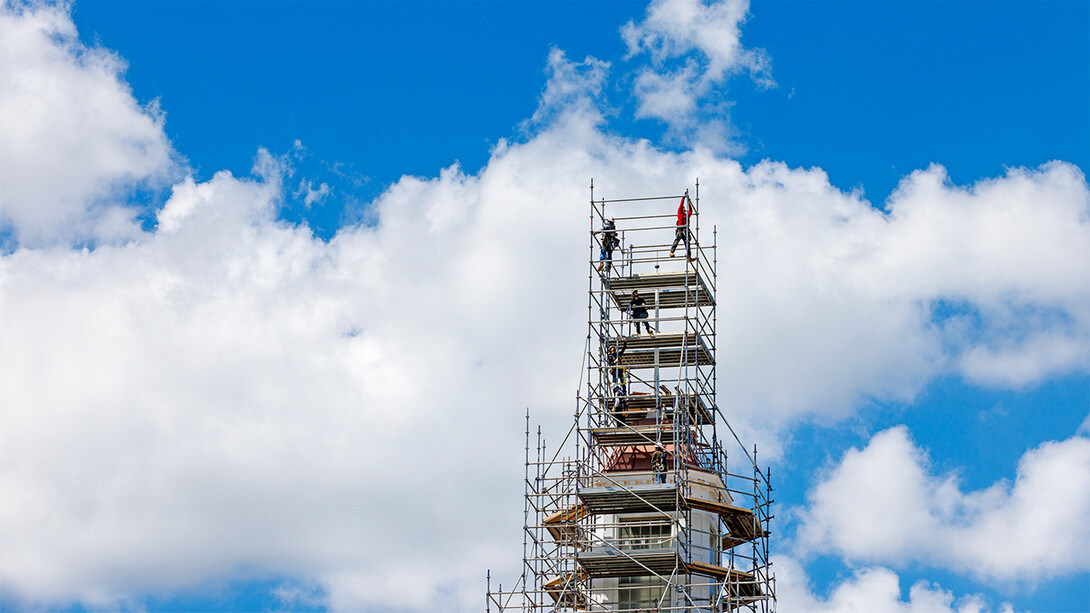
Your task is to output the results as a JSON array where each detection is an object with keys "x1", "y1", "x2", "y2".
[
  {"x1": 618, "y1": 520, "x2": 670, "y2": 551},
  {"x1": 618, "y1": 575, "x2": 666, "y2": 609}
]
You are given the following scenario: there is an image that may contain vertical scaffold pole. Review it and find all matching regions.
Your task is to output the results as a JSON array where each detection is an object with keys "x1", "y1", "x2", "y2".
[{"x1": 521, "y1": 410, "x2": 530, "y2": 603}]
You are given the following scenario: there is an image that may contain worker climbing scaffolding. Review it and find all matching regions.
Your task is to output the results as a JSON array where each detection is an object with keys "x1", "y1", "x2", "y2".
[
  {"x1": 670, "y1": 189, "x2": 696, "y2": 260},
  {"x1": 598, "y1": 216, "x2": 618, "y2": 272}
]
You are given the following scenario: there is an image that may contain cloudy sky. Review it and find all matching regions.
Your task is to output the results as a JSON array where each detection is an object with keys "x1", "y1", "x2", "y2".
[{"x1": 1, "y1": 0, "x2": 1088, "y2": 611}]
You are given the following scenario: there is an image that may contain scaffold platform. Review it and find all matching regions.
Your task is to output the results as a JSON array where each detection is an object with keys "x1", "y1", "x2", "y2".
[
  {"x1": 577, "y1": 548, "x2": 756, "y2": 583},
  {"x1": 608, "y1": 271, "x2": 715, "y2": 310},
  {"x1": 607, "y1": 332, "x2": 715, "y2": 368},
  {"x1": 589, "y1": 424, "x2": 691, "y2": 447},
  {"x1": 576, "y1": 546, "x2": 681, "y2": 578},
  {"x1": 607, "y1": 392, "x2": 714, "y2": 425}
]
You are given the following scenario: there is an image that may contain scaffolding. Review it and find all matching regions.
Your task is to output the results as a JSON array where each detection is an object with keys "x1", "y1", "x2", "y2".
[{"x1": 487, "y1": 181, "x2": 775, "y2": 612}]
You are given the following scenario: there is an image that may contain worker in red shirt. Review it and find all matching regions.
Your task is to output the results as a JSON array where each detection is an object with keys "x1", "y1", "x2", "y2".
[{"x1": 669, "y1": 191, "x2": 695, "y2": 260}]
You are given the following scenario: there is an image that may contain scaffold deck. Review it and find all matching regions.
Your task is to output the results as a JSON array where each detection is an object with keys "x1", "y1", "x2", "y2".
[
  {"x1": 607, "y1": 332, "x2": 715, "y2": 368},
  {"x1": 579, "y1": 482, "x2": 678, "y2": 515},
  {"x1": 608, "y1": 392, "x2": 713, "y2": 425},
  {"x1": 589, "y1": 424, "x2": 689, "y2": 447},
  {"x1": 606, "y1": 271, "x2": 713, "y2": 304},
  {"x1": 611, "y1": 286, "x2": 714, "y2": 310},
  {"x1": 577, "y1": 548, "x2": 750, "y2": 582},
  {"x1": 576, "y1": 547, "x2": 681, "y2": 578}
]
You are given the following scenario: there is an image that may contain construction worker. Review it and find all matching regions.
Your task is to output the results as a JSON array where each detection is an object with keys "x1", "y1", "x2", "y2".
[
  {"x1": 597, "y1": 217, "x2": 618, "y2": 272},
  {"x1": 605, "y1": 338, "x2": 627, "y2": 383},
  {"x1": 629, "y1": 290, "x2": 653, "y2": 335},
  {"x1": 669, "y1": 192, "x2": 695, "y2": 261},
  {"x1": 652, "y1": 443, "x2": 667, "y2": 484},
  {"x1": 611, "y1": 372, "x2": 628, "y2": 426}
]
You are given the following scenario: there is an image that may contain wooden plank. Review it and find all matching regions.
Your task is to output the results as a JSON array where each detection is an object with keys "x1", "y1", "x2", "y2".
[
  {"x1": 685, "y1": 559, "x2": 732, "y2": 579},
  {"x1": 607, "y1": 332, "x2": 703, "y2": 351},
  {"x1": 619, "y1": 347, "x2": 714, "y2": 368},
  {"x1": 543, "y1": 572, "x2": 588, "y2": 608},
  {"x1": 683, "y1": 496, "x2": 765, "y2": 544},
  {"x1": 543, "y1": 504, "x2": 587, "y2": 545}
]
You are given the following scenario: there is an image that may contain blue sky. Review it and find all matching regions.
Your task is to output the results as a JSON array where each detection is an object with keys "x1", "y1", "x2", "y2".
[
  {"x1": 1, "y1": 1, "x2": 1088, "y2": 612},
  {"x1": 68, "y1": 1, "x2": 1089, "y2": 236}
]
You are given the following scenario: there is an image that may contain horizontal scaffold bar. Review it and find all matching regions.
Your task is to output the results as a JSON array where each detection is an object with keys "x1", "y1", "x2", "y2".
[{"x1": 595, "y1": 194, "x2": 686, "y2": 204}]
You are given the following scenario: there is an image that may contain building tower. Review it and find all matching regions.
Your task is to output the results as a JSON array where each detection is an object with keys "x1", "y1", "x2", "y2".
[{"x1": 488, "y1": 182, "x2": 775, "y2": 612}]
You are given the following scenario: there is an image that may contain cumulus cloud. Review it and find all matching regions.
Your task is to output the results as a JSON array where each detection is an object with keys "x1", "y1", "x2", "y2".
[
  {"x1": 1, "y1": 2, "x2": 1089, "y2": 611},
  {"x1": 710, "y1": 160, "x2": 1090, "y2": 449},
  {"x1": 621, "y1": 0, "x2": 773, "y2": 152},
  {"x1": 776, "y1": 556, "x2": 1016, "y2": 613},
  {"x1": 525, "y1": 47, "x2": 610, "y2": 129},
  {"x1": 3, "y1": 117, "x2": 1087, "y2": 611},
  {"x1": 0, "y1": 1, "x2": 176, "y2": 247},
  {"x1": 795, "y1": 425, "x2": 1090, "y2": 582},
  {"x1": 883, "y1": 163, "x2": 1090, "y2": 387}
]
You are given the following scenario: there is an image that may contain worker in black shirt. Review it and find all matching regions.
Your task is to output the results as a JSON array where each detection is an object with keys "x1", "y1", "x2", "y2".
[
  {"x1": 652, "y1": 443, "x2": 667, "y2": 483},
  {"x1": 629, "y1": 290, "x2": 654, "y2": 335},
  {"x1": 597, "y1": 217, "x2": 618, "y2": 272}
]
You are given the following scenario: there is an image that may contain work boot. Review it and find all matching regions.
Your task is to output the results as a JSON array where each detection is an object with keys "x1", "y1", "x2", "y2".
[{"x1": 669, "y1": 251, "x2": 675, "y2": 257}]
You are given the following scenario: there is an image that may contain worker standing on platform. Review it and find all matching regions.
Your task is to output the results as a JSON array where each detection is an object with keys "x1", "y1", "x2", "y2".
[
  {"x1": 629, "y1": 290, "x2": 654, "y2": 335},
  {"x1": 669, "y1": 191, "x2": 695, "y2": 261},
  {"x1": 652, "y1": 443, "x2": 667, "y2": 484},
  {"x1": 597, "y1": 217, "x2": 618, "y2": 272}
]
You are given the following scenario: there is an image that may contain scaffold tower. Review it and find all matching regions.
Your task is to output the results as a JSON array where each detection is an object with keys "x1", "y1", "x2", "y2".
[{"x1": 487, "y1": 181, "x2": 776, "y2": 612}]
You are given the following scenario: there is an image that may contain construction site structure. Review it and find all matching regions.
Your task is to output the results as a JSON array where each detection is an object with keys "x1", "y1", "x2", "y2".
[{"x1": 487, "y1": 181, "x2": 776, "y2": 612}]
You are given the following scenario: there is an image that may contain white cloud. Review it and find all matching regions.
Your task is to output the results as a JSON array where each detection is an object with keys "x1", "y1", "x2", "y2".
[
  {"x1": 0, "y1": 3, "x2": 1088, "y2": 612},
  {"x1": 621, "y1": 0, "x2": 773, "y2": 152},
  {"x1": 882, "y1": 163, "x2": 1090, "y2": 388},
  {"x1": 0, "y1": 1, "x2": 176, "y2": 247},
  {"x1": 525, "y1": 47, "x2": 610, "y2": 129},
  {"x1": 712, "y1": 160, "x2": 1090, "y2": 445},
  {"x1": 295, "y1": 179, "x2": 331, "y2": 208},
  {"x1": 776, "y1": 556, "x2": 1016, "y2": 613},
  {"x1": 795, "y1": 425, "x2": 1090, "y2": 582},
  {"x1": 3, "y1": 112, "x2": 1087, "y2": 611}
]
